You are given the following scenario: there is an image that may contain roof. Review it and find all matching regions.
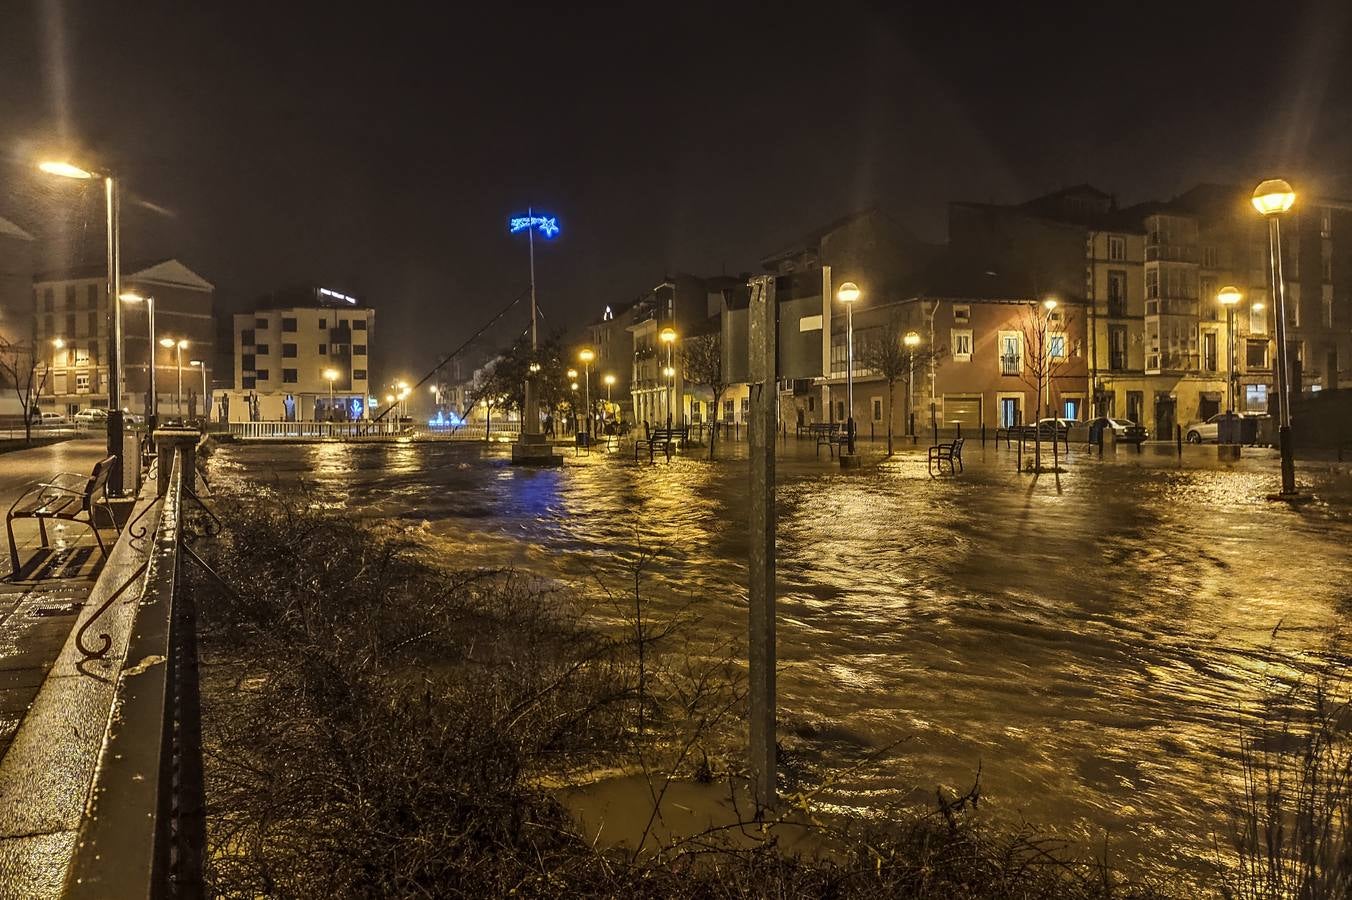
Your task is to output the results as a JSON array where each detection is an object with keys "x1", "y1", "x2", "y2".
[
  {"x1": 905, "y1": 248, "x2": 1085, "y2": 304},
  {"x1": 35, "y1": 258, "x2": 214, "y2": 291},
  {"x1": 0, "y1": 215, "x2": 34, "y2": 241},
  {"x1": 760, "y1": 207, "x2": 920, "y2": 265},
  {"x1": 253, "y1": 285, "x2": 367, "y2": 310}
]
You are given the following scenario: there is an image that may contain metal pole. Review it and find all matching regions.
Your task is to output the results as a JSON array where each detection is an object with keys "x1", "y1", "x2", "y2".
[
  {"x1": 147, "y1": 297, "x2": 157, "y2": 431},
  {"x1": 524, "y1": 208, "x2": 540, "y2": 437},
  {"x1": 845, "y1": 301, "x2": 855, "y2": 454},
  {"x1": 747, "y1": 274, "x2": 777, "y2": 812},
  {"x1": 1226, "y1": 305, "x2": 1235, "y2": 416},
  {"x1": 105, "y1": 175, "x2": 125, "y2": 495},
  {"x1": 666, "y1": 340, "x2": 673, "y2": 430},
  {"x1": 1268, "y1": 216, "x2": 1296, "y2": 494},
  {"x1": 200, "y1": 364, "x2": 207, "y2": 415}
]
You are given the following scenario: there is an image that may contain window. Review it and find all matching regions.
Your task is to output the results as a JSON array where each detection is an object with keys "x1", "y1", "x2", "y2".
[
  {"x1": 1250, "y1": 302, "x2": 1267, "y2": 334},
  {"x1": 65, "y1": 285, "x2": 77, "y2": 307},
  {"x1": 723, "y1": 399, "x2": 734, "y2": 421},
  {"x1": 1246, "y1": 339, "x2": 1269, "y2": 369},
  {"x1": 353, "y1": 344, "x2": 367, "y2": 356},
  {"x1": 1107, "y1": 270, "x2": 1127, "y2": 316},
  {"x1": 953, "y1": 304, "x2": 970, "y2": 323},
  {"x1": 242, "y1": 376, "x2": 256, "y2": 389},
  {"x1": 66, "y1": 313, "x2": 76, "y2": 336},
  {"x1": 1323, "y1": 287, "x2": 1334, "y2": 328},
  {"x1": 319, "y1": 318, "x2": 327, "y2": 329},
  {"x1": 1108, "y1": 325, "x2": 1127, "y2": 370},
  {"x1": 1203, "y1": 331, "x2": 1218, "y2": 372},
  {"x1": 282, "y1": 369, "x2": 298, "y2": 383},
  {"x1": 872, "y1": 398, "x2": 883, "y2": 422},
  {"x1": 76, "y1": 372, "x2": 91, "y2": 392},
  {"x1": 255, "y1": 343, "x2": 270, "y2": 355},
  {"x1": 1108, "y1": 235, "x2": 1126, "y2": 261},
  {"x1": 1048, "y1": 333, "x2": 1067, "y2": 360},
  {"x1": 1126, "y1": 391, "x2": 1144, "y2": 424},
  {"x1": 951, "y1": 329, "x2": 972, "y2": 361},
  {"x1": 1246, "y1": 384, "x2": 1269, "y2": 413},
  {"x1": 241, "y1": 328, "x2": 255, "y2": 346},
  {"x1": 43, "y1": 288, "x2": 54, "y2": 312},
  {"x1": 1146, "y1": 268, "x2": 1159, "y2": 299},
  {"x1": 1200, "y1": 276, "x2": 1218, "y2": 320},
  {"x1": 86, "y1": 284, "x2": 99, "y2": 308},
  {"x1": 75, "y1": 347, "x2": 90, "y2": 366},
  {"x1": 319, "y1": 344, "x2": 328, "y2": 355},
  {"x1": 43, "y1": 314, "x2": 52, "y2": 335},
  {"x1": 807, "y1": 396, "x2": 815, "y2": 412},
  {"x1": 1202, "y1": 246, "x2": 1219, "y2": 268},
  {"x1": 836, "y1": 400, "x2": 845, "y2": 421},
  {"x1": 87, "y1": 311, "x2": 97, "y2": 335},
  {"x1": 255, "y1": 369, "x2": 270, "y2": 382},
  {"x1": 741, "y1": 397, "x2": 750, "y2": 420},
  {"x1": 999, "y1": 333, "x2": 1022, "y2": 375},
  {"x1": 242, "y1": 353, "x2": 256, "y2": 370},
  {"x1": 282, "y1": 317, "x2": 298, "y2": 332},
  {"x1": 1321, "y1": 209, "x2": 1332, "y2": 239},
  {"x1": 282, "y1": 343, "x2": 297, "y2": 358},
  {"x1": 255, "y1": 317, "x2": 268, "y2": 329},
  {"x1": 353, "y1": 369, "x2": 367, "y2": 381},
  {"x1": 352, "y1": 319, "x2": 367, "y2": 331}
]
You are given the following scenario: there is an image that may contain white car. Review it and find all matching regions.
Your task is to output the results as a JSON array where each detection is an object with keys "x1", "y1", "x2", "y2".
[
  {"x1": 74, "y1": 408, "x2": 109, "y2": 425},
  {"x1": 1185, "y1": 413, "x2": 1225, "y2": 443},
  {"x1": 35, "y1": 411, "x2": 69, "y2": 427}
]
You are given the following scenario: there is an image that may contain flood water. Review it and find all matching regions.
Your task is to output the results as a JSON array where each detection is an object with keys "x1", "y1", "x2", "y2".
[{"x1": 207, "y1": 438, "x2": 1352, "y2": 883}]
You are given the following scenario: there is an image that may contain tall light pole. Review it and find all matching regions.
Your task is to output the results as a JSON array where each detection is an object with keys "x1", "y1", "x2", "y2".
[
  {"x1": 120, "y1": 292, "x2": 156, "y2": 430},
  {"x1": 603, "y1": 372, "x2": 615, "y2": 422},
  {"x1": 160, "y1": 338, "x2": 188, "y2": 416},
  {"x1": 1218, "y1": 285, "x2": 1241, "y2": 422},
  {"x1": 509, "y1": 210, "x2": 560, "y2": 460},
  {"x1": 836, "y1": 282, "x2": 860, "y2": 454},
  {"x1": 904, "y1": 331, "x2": 920, "y2": 436},
  {"x1": 659, "y1": 326, "x2": 677, "y2": 429},
  {"x1": 41, "y1": 159, "x2": 123, "y2": 493},
  {"x1": 324, "y1": 368, "x2": 339, "y2": 419},
  {"x1": 189, "y1": 359, "x2": 206, "y2": 419},
  {"x1": 1041, "y1": 297, "x2": 1059, "y2": 418},
  {"x1": 1252, "y1": 179, "x2": 1298, "y2": 496},
  {"x1": 579, "y1": 348, "x2": 594, "y2": 436}
]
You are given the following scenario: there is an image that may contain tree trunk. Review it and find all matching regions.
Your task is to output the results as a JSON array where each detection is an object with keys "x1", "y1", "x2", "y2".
[
  {"x1": 886, "y1": 379, "x2": 895, "y2": 455},
  {"x1": 708, "y1": 390, "x2": 721, "y2": 459}
]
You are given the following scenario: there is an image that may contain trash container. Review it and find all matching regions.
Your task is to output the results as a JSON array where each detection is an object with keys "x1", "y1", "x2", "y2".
[{"x1": 1217, "y1": 412, "x2": 1242, "y2": 444}]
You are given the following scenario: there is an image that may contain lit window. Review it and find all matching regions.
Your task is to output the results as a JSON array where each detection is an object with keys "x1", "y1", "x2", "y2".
[
  {"x1": 1108, "y1": 235, "x2": 1126, "y2": 261},
  {"x1": 951, "y1": 329, "x2": 973, "y2": 361},
  {"x1": 953, "y1": 304, "x2": 970, "y2": 323},
  {"x1": 1049, "y1": 333, "x2": 1067, "y2": 359}
]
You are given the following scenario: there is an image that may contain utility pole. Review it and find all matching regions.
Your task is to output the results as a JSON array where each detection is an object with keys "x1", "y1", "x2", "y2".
[{"x1": 747, "y1": 274, "x2": 777, "y2": 811}]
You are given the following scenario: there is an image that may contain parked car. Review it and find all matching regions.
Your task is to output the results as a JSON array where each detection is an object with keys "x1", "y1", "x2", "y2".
[
  {"x1": 34, "y1": 411, "x2": 68, "y2": 428},
  {"x1": 1034, "y1": 417, "x2": 1082, "y2": 436},
  {"x1": 1185, "y1": 413, "x2": 1226, "y2": 443},
  {"x1": 74, "y1": 408, "x2": 109, "y2": 425},
  {"x1": 1086, "y1": 416, "x2": 1148, "y2": 444}
]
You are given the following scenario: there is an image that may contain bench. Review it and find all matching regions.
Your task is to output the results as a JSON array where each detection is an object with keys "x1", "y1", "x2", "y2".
[
  {"x1": 634, "y1": 426, "x2": 688, "y2": 463},
  {"x1": 6, "y1": 455, "x2": 120, "y2": 575},
  {"x1": 808, "y1": 423, "x2": 849, "y2": 458},
  {"x1": 928, "y1": 437, "x2": 965, "y2": 476}
]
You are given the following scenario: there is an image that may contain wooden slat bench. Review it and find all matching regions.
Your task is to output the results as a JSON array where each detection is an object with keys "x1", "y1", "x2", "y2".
[
  {"x1": 6, "y1": 455, "x2": 119, "y2": 576},
  {"x1": 634, "y1": 426, "x2": 688, "y2": 463},
  {"x1": 809, "y1": 423, "x2": 848, "y2": 458}
]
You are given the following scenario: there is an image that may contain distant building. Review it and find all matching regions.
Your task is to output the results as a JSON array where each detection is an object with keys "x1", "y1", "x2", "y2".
[
  {"x1": 0, "y1": 215, "x2": 36, "y2": 347},
  {"x1": 33, "y1": 259, "x2": 215, "y2": 418},
  {"x1": 227, "y1": 286, "x2": 375, "y2": 422}
]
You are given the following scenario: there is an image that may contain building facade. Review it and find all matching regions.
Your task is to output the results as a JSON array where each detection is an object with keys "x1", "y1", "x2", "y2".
[{"x1": 228, "y1": 286, "x2": 375, "y2": 422}]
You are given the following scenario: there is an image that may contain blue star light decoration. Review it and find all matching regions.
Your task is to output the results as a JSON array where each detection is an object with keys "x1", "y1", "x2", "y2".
[{"x1": 509, "y1": 213, "x2": 560, "y2": 238}]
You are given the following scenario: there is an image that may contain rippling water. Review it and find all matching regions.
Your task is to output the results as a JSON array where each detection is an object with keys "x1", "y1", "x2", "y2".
[{"x1": 208, "y1": 438, "x2": 1352, "y2": 882}]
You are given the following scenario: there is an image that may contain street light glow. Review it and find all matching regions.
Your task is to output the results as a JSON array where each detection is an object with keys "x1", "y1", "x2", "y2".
[
  {"x1": 118, "y1": 292, "x2": 147, "y2": 303},
  {"x1": 323, "y1": 368, "x2": 339, "y2": 382},
  {"x1": 1251, "y1": 179, "x2": 1296, "y2": 216},
  {"x1": 659, "y1": 326, "x2": 677, "y2": 344},
  {"x1": 160, "y1": 337, "x2": 176, "y2": 348},
  {"x1": 903, "y1": 331, "x2": 921, "y2": 348},
  {"x1": 579, "y1": 348, "x2": 594, "y2": 363},
  {"x1": 662, "y1": 365, "x2": 676, "y2": 378},
  {"x1": 570, "y1": 381, "x2": 578, "y2": 390},
  {"x1": 566, "y1": 368, "x2": 578, "y2": 379},
  {"x1": 1042, "y1": 297, "x2": 1058, "y2": 311},
  {"x1": 38, "y1": 160, "x2": 96, "y2": 179},
  {"x1": 1218, "y1": 285, "x2": 1242, "y2": 306},
  {"x1": 603, "y1": 373, "x2": 616, "y2": 386},
  {"x1": 52, "y1": 337, "x2": 65, "y2": 349},
  {"x1": 836, "y1": 282, "x2": 861, "y2": 304},
  {"x1": 189, "y1": 359, "x2": 203, "y2": 367}
]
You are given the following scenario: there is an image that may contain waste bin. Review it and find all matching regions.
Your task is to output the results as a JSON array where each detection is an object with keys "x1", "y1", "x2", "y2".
[{"x1": 1217, "y1": 413, "x2": 1242, "y2": 444}]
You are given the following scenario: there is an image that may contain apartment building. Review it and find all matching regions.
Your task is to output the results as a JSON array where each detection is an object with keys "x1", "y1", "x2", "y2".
[{"x1": 228, "y1": 286, "x2": 375, "y2": 422}]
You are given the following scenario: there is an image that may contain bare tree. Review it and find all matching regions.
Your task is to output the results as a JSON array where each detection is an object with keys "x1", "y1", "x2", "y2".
[
  {"x1": 858, "y1": 315, "x2": 945, "y2": 455},
  {"x1": 1014, "y1": 302, "x2": 1077, "y2": 472},
  {"x1": 680, "y1": 332, "x2": 725, "y2": 459},
  {"x1": 0, "y1": 339, "x2": 48, "y2": 444}
]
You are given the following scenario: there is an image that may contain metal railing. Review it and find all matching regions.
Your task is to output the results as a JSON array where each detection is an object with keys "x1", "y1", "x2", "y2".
[
  {"x1": 65, "y1": 441, "x2": 206, "y2": 898},
  {"x1": 226, "y1": 420, "x2": 403, "y2": 439}
]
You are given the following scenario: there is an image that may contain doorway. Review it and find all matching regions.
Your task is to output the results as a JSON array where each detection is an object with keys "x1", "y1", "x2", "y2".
[
  {"x1": 999, "y1": 396, "x2": 1021, "y2": 428},
  {"x1": 1154, "y1": 394, "x2": 1175, "y2": 439}
]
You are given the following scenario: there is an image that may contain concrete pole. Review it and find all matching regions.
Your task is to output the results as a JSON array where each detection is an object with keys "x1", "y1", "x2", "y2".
[{"x1": 747, "y1": 274, "x2": 777, "y2": 811}]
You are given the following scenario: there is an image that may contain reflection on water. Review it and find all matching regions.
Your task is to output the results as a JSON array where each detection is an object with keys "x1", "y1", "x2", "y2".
[{"x1": 208, "y1": 440, "x2": 1352, "y2": 881}]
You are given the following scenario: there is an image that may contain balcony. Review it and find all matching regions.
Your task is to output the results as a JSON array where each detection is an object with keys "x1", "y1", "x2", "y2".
[
  {"x1": 1000, "y1": 354, "x2": 1022, "y2": 376},
  {"x1": 1145, "y1": 243, "x2": 1197, "y2": 263}
]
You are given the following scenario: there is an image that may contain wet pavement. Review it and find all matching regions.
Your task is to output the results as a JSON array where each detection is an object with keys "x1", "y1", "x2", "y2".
[{"x1": 208, "y1": 437, "x2": 1352, "y2": 883}]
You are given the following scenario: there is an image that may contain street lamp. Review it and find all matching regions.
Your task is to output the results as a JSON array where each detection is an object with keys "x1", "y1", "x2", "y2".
[
  {"x1": 41, "y1": 157, "x2": 124, "y2": 493},
  {"x1": 904, "y1": 331, "x2": 921, "y2": 436},
  {"x1": 1218, "y1": 286, "x2": 1242, "y2": 422},
  {"x1": 323, "y1": 368, "x2": 339, "y2": 420},
  {"x1": 1252, "y1": 178, "x2": 1298, "y2": 496},
  {"x1": 189, "y1": 359, "x2": 206, "y2": 418},
  {"x1": 579, "y1": 348, "x2": 594, "y2": 436},
  {"x1": 120, "y1": 292, "x2": 156, "y2": 429},
  {"x1": 659, "y1": 326, "x2": 677, "y2": 428},
  {"x1": 1042, "y1": 297, "x2": 1058, "y2": 419},
  {"x1": 160, "y1": 338, "x2": 188, "y2": 416},
  {"x1": 836, "y1": 282, "x2": 860, "y2": 454}
]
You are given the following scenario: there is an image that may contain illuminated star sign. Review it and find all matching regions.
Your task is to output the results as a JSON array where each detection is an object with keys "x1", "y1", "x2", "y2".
[{"x1": 509, "y1": 214, "x2": 560, "y2": 238}]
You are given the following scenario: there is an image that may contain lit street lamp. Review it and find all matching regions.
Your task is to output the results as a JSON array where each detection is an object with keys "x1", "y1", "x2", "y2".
[
  {"x1": 41, "y1": 158, "x2": 125, "y2": 493},
  {"x1": 660, "y1": 325, "x2": 677, "y2": 428},
  {"x1": 579, "y1": 347, "x2": 594, "y2": 436},
  {"x1": 1218, "y1": 286, "x2": 1241, "y2": 424},
  {"x1": 324, "y1": 368, "x2": 339, "y2": 419},
  {"x1": 120, "y1": 292, "x2": 156, "y2": 430},
  {"x1": 835, "y1": 282, "x2": 860, "y2": 454},
  {"x1": 603, "y1": 373, "x2": 615, "y2": 415},
  {"x1": 1252, "y1": 179, "x2": 1298, "y2": 496},
  {"x1": 189, "y1": 359, "x2": 206, "y2": 418},
  {"x1": 160, "y1": 337, "x2": 188, "y2": 416},
  {"x1": 1041, "y1": 297, "x2": 1058, "y2": 419},
  {"x1": 903, "y1": 331, "x2": 921, "y2": 436}
]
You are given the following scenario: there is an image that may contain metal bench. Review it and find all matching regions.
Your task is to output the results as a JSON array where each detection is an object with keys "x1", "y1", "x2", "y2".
[
  {"x1": 928, "y1": 437, "x2": 965, "y2": 476},
  {"x1": 809, "y1": 423, "x2": 848, "y2": 458},
  {"x1": 6, "y1": 455, "x2": 120, "y2": 575},
  {"x1": 634, "y1": 425, "x2": 687, "y2": 463}
]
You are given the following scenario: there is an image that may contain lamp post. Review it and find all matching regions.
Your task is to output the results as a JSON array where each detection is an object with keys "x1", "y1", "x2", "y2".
[
  {"x1": 160, "y1": 338, "x2": 188, "y2": 416},
  {"x1": 659, "y1": 326, "x2": 677, "y2": 429},
  {"x1": 189, "y1": 359, "x2": 206, "y2": 419},
  {"x1": 1041, "y1": 297, "x2": 1058, "y2": 418},
  {"x1": 324, "y1": 368, "x2": 339, "y2": 420},
  {"x1": 1218, "y1": 286, "x2": 1241, "y2": 423},
  {"x1": 509, "y1": 209, "x2": 560, "y2": 460},
  {"x1": 836, "y1": 282, "x2": 860, "y2": 454},
  {"x1": 41, "y1": 159, "x2": 124, "y2": 493},
  {"x1": 603, "y1": 373, "x2": 615, "y2": 424},
  {"x1": 1252, "y1": 179, "x2": 1298, "y2": 496},
  {"x1": 579, "y1": 348, "x2": 594, "y2": 436},
  {"x1": 904, "y1": 331, "x2": 921, "y2": 437},
  {"x1": 119, "y1": 292, "x2": 156, "y2": 430}
]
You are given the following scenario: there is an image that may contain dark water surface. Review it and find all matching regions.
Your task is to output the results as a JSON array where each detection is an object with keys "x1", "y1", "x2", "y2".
[{"x1": 208, "y1": 439, "x2": 1352, "y2": 882}]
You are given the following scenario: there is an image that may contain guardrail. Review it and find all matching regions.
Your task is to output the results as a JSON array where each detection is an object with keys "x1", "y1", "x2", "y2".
[
  {"x1": 64, "y1": 436, "x2": 206, "y2": 898},
  {"x1": 226, "y1": 420, "x2": 402, "y2": 439}
]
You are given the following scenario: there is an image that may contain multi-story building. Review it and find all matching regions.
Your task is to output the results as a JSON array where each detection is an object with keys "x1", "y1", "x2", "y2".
[
  {"x1": 33, "y1": 259, "x2": 215, "y2": 418},
  {"x1": 0, "y1": 215, "x2": 35, "y2": 347},
  {"x1": 227, "y1": 286, "x2": 375, "y2": 422}
]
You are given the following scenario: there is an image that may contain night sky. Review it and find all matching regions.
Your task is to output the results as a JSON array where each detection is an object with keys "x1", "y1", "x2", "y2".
[{"x1": 2, "y1": 0, "x2": 1349, "y2": 382}]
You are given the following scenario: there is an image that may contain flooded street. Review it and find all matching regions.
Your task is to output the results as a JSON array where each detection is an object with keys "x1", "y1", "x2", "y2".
[{"x1": 208, "y1": 439, "x2": 1352, "y2": 882}]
